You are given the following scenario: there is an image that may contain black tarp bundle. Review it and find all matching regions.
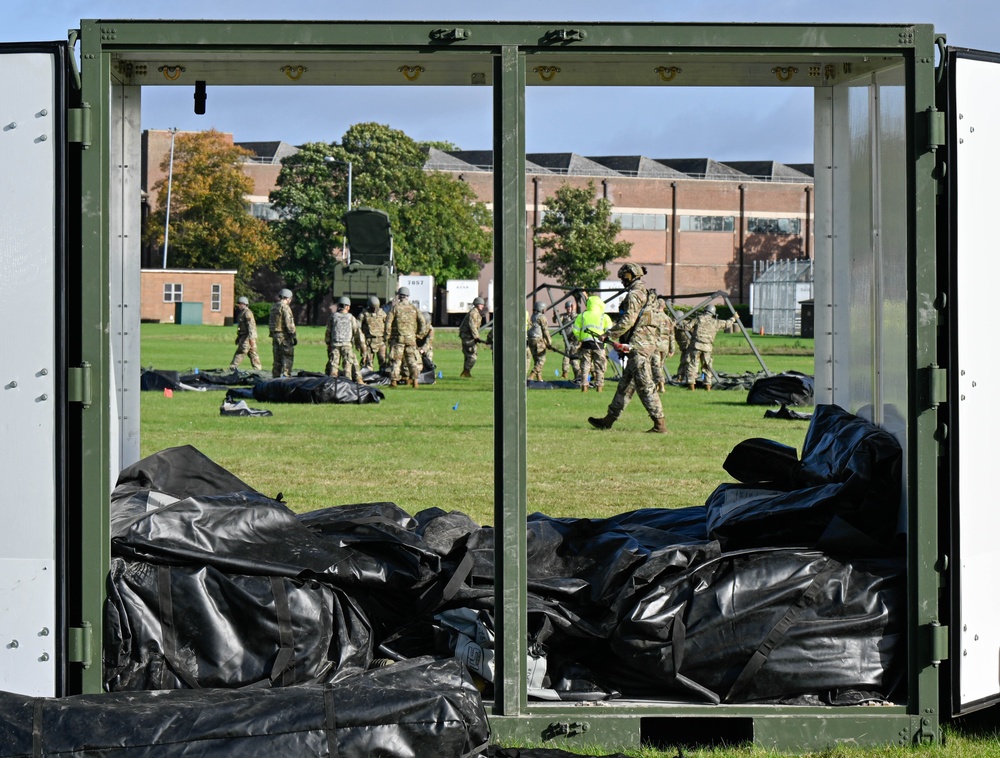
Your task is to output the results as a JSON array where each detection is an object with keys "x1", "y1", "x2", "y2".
[
  {"x1": 705, "y1": 403, "x2": 903, "y2": 553},
  {"x1": 5, "y1": 402, "x2": 895, "y2": 754},
  {"x1": 746, "y1": 370, "x2": 815, "y2": 406},
  {"x1": 240, "y1": 375, "x2": 385, "y2": 404},
  {"x1": 0, "y1": 657, "x2": 490, "y2": 758}
]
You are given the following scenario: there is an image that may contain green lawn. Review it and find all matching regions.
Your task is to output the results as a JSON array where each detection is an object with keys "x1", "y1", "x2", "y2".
[
  {"x1": 137, "y1": 323, "x2": 1000, "y2": 757},
  {"x1": 140, "y1": 324, "x2": 814, "y2": 526}
]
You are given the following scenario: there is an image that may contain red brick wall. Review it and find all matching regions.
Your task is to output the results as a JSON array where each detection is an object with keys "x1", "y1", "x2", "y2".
[{"x1": 140, "y1": 269, "x2": 237, "y2": 325}]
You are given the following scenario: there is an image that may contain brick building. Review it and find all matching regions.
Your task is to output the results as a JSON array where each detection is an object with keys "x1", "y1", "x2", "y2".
[
  {"x1": 142, "y1": 129, "x2": 814, "y2": 308},
  {"x1": 139, "y1": 268, "x2": 236, "y2": 325}
]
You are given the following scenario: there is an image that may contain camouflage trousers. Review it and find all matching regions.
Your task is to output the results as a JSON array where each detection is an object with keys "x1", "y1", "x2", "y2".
[
  {"x1": 230, "y1": 337, "x2": 261, "y2": 371},
  {"x1": 650, "y1": 343, "x2": 672, "y2": 386},
  {"x1": 675, "y1": 346, "x2": 695, "y2": 383},
  {"x1": 606, "y1": 350, "x2": 664, "y2": 421},
  {"x1": 684, "y1": 348, "x2": 715, "y2": 387},
  {"x1": 461, "y1": 338, "x2": 480, "y2": 372},
  {"x1": 387, "y1": 341, "x2": 422, "y2": 382},
  {"x1": 561, "y1": 342, "x2": 581, "y2": 381},
  {"x1": 364, "y1": 338, "x2": 387, "y2": 372},
  {"x1": 577, "y1": 342, "x2": 607, "y2": 388},
  {"x1": 326, "y1": 344, "x2": 362, "y2": 381},
  {"x1": 271, "y1": 335, "x2": 294, "y2": 378},
  {"x1": 527, "y1": 338, "x2": 549, "y2": 381}
]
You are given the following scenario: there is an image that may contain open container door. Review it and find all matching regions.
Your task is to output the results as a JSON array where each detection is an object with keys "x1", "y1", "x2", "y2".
[
  {"x1": 0, "y1": 41, "x2": 76, "y2": 696},
  {"x1": 946, "y1": 46, "x2": 1000, "y2": 715}
]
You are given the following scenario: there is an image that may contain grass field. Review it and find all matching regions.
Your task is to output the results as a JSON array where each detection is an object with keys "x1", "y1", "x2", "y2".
[
  {"x1": 138, "y1": 323, "x2": 1000, "y2": 757},
  {"x1": 140, "y1": 323, "x2": 814, "y2": 526}
]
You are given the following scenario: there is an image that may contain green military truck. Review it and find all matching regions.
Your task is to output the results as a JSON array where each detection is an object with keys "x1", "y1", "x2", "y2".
[{"x1": 332, "y1": 207, "x2": 398, "y2": 309}]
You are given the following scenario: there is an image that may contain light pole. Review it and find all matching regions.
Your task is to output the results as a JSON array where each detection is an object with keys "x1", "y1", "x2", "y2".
[
  {"x1": 162, "y1": 127, "x2": 179, "y2": 269},
  {"x1": 324, "y1": 156, "x2": 353, "y2": 260}
]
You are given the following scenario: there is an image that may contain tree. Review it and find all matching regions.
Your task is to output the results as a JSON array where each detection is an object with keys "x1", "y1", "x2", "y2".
[
  {"x1": 534, "y1": 180, "x2": 632, "y2": 290},
  {"x1": 268, "y1": 142, "x2": 347, "y2": 323},
  {"x1": 270, "y1": 123, "x2": 492, "y2": 314},
  {"x1": 144, "y1": 130, "x2": 280, "y2": 293},
  {"x1": 397, "y1": 172, "x2": 492, "y2": 280}
]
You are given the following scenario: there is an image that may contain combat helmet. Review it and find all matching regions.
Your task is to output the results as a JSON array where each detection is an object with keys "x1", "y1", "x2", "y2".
[
  {"x1": 533, "y1": 301, "x2": 547, "y2": 312},
  {"x1": 473, "y1": 297, "x2": 485, "y2": 306},
  {"x1": 279, "y1": 288, "x2": 293, "y2": 299},
  {"x1": 617, "y1": 262, "x2": 644, "y2": 281},
  {"x1": 706, "y1": 304, "x2": 717, "y2": 316},
  {"x1": 338, "y1": 296, "x2": 351, "y2": 306},
  {"x1": 397, "y1": 286, "x2": 410, "y2": 297},
  {"x1": 368, "y1": 296, "x2": 380, "y2": 308},
  {"x1": 237, "y1": 296, "x2": 249, "y2": 305}
]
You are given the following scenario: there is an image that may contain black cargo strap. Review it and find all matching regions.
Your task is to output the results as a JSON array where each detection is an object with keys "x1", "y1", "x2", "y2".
[
  {"x1": 324, "y1": 685, "x2": 339, "y2": 758},
  {"x1": 32, "y1": 698, "x2": 42, "y2": 758},
  {"x1": 722, "y1": 558, "x2": 839, "y2": 703},
  {"x1": 269, "y1": 576, "x2": 296, "y2": 687},
  {"x1": 668, "y1": 609, "x2": 721, "y2": 704},
  {"x1": 416, "y1": 551, "x2": 475, "y2": 616},
  {"x1": 157, "y1": 566, "x2": 202, "y2": 689}
]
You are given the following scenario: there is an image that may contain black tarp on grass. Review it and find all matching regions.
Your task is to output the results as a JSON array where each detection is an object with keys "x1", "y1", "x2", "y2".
[
  {"x1": 71, "y1": 404, "x2": 906, "y2": 752},
  {"x1": 746, "y1": 371, "x2": 814, "y2": 406},
  {"x1": 0, "y1": 657, "x2": 489, "y2": 758}
]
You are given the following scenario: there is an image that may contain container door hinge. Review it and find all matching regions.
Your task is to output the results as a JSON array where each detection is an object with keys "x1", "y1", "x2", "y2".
[
  {"x1": 925, "y1": 107, "x2": 946, "y2": 151},
  {"x1": 921, "y1": 364, "x2": 948, "y2": 410},
  {"x1": 67, "y1": 362, "x2": 93, "y2": 409},
  {"x1": 68, "y1": 622, "x2": 93, "y2": 668},
  {"x1": 929, "y1": 621, "x2": 949, "y2": 667},
  {"x1": 67, "y1": 102, "x2": 92, "y2": 149}
]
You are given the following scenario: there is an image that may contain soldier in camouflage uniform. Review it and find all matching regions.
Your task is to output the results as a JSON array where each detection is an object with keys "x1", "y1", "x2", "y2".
[
  {"x1": 360, "y1": 296, "x2": 387, "y2": 373},
  {"x1": 417, "y1": 312, "x2": 435, "y2": 372},
  {"x1": 649, "y1": 295, "x2": 675, "y2": 393},
  {"x1": 588, "y1": 263, "x2": 667, "y2": 433},
  {"x1": 684, "y1": 303, "x2": 739, "y2": 390},
  {"x1": 458, "y1": 297, "x2": 487, "y2": 377},
  {"x1": 229, "y1": 296, "x2": 261, "y2": 371},
  {"x1": 384, "y1": 286, "x2": 429, "y2": 388},
  {"x1": 325, "y1": 296, "x2": 365, "y2": 382},
  {"x1": 526, "y1": 301, "x2": 553, "y2": 382},
  {"x1": 674, "y1": 317, "x2": 694, "y2": 383},
  {"x1": 268, "y1": 288, "x2": 296, "y2": 378},
  {"x1": 557, "y1": 299, "x2": 581, "y2": 382}
]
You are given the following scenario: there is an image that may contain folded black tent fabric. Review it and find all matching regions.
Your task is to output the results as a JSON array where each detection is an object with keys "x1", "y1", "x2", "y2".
[
  {"x1": 747, "y1": 370, "x2": 814, "y2": 406},
  {"x1": 1, "y1": 657, "x2": 490, "y2": 758},
  {"x1": 98, "y1": 403, "x2": 904, "y2": 718},
  {"x1": 608, "y1": 549, "x2": 904, "y2": 703},
  {"x1": 250, "y1": 375, "x2": 385, "y2": 403},
  {"x1": 705, "y1": 404, "x2": 903, "y2": 553}
]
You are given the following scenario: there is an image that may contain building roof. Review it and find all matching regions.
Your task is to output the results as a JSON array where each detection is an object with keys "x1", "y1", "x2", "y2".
[
  {"x1": 525, "y1": 152, "x2": 621, "y2": 176},
  {"x1": 586, "y1": 155, "x2": 689, "y2": 178},
  {"x1": 720, "y1": 161, "x2": 813, "y2": 182},
  {"x1": 653, "y1": 158, "x2": 749, "y2": 180},
  {"x1": 443, "y1": 150, "x2": 555, "y2": 174},
  {"x1": 235, "y1": 141, "x2": 300, "y2": 164}
]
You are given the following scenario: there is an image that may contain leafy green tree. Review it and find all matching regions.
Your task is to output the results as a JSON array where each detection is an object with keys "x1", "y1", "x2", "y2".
[
  {"x1": 534, "y1": 180, "x2": 632, "y2": 290},
  {"x1": 271, "y1": 123, "x2": 491, "y2": 314},
  {"x1": 268, "y1": 142, "x2": 346, "y2": 323},
  {"x1": 397, "y1": 172, "x2": 492, "y2": 279},
  {"x1": 145, "y1": 129, "x2": 280, "y2": 293}
]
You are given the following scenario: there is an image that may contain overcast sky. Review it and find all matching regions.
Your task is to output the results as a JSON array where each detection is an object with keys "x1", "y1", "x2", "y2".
[{"x1": 3, "y1": 1, "x2": 994, "y2": 165}]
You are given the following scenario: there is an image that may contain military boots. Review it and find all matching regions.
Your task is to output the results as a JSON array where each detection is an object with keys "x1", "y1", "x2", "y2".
[
  {"x1": 460, "y1": 369, "x2": 472, "y2": 378},
  {"x1": 647, "y1": 417, "x2": 667, "y2": 434},
  {"x1": 588, "y1": 413, "x2": 616, "y2": 430}
]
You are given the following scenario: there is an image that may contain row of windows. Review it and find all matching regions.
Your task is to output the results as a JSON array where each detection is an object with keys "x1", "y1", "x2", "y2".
[
  {"x1": 163, "y1": 283, "x2": 224, "y2": 312},
  {"x1": 611, "y1": 214, "x2": 803, "y2": 234}
]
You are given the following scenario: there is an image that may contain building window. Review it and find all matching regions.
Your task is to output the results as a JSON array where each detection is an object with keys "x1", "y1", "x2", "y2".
[
  {"x1": 211, "y1": 284, "x2": 222, "y2": 312},
  {"x1": 249, "y1": 201, "x2": 280, "y2": 221},
  {"x1": 163, "y1": 283, "x2": 183, "y2": 302},
  {"x1": 679, "y1": 215, "x2": 735, "y2": 232},
  {"x1": 747, "y1": 217, "x2": 802, "y2": 234},
  {"x1": 612, "y1": 212, "x2": 668, "y2": 231}
]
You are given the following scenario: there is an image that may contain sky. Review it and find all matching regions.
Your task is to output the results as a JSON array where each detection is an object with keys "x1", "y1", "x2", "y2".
[{"x1": 3, "y1": 1, "x2": 995, "y2": 165}]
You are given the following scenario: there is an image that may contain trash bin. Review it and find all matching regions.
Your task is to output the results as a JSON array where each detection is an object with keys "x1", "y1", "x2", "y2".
[
  {"x1": 174, "y1": 302, "x2": 203, "y2": 325},
  {"x1": 799, "y1": 299, "x2": 814, "y2": 338}
]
